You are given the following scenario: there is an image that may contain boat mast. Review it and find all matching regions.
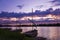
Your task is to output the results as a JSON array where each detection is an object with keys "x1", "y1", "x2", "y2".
[
  {"x1": 32, "y1": 8, "x2": 33, "y2": 30},
  {"x1": 32, "y1": 8, "x2": 37, "y2": 30},
  {"x1": 28, "y1": 8, "x2": 37, "y2": 30}
]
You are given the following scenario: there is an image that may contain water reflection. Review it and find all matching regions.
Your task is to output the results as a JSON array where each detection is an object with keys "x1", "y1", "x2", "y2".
[{"x1": 0, "y1": 27, "x2": 60, "y2": 40}]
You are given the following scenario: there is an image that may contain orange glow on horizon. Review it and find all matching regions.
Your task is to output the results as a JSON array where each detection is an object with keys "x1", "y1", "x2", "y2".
[
  {"x1": 0, "y1": 14, "x2": 60, "y2": 21},
  {"x1": 20, "y1": 16, "x2": 41, "y2": 20},
  {"x1": 10, "y1": 18, "x2": 18, "y2": 21},
  {"x1": 20, "y1": 14, "x2": 60, "y2": 21}
]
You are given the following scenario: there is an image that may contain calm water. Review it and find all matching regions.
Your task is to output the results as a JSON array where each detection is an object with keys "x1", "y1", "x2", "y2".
[{"x1": 0, "y1": 26, "x2": 60, "y2": 40}]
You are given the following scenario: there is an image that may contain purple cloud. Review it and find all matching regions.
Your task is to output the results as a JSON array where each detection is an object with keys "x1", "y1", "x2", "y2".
[
  {"x1": 17, "y1": 5, "x2": 24, "y2": 9},
  {"x1": 50, "y1": 0, "x2": 60, "y2": 6},
  {"x1": 35, "y1": 5, "x2": 44, "y2": 9},
  {"x1": 54, "y1": 3, "x2": 60, "y2": 6},
  {"x1": 50, "y1": 0, "x2": 60, "y2": 3}
]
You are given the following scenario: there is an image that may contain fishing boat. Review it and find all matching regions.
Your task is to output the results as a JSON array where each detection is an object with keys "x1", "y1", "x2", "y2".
[{"x1": 23, "y1": 29, "x2": 37, "y2": 37}]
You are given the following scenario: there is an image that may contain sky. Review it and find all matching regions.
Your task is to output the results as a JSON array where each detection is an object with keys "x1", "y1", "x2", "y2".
[{"x1": 0, "y1": 0, "x2": 60, "y2": 13}]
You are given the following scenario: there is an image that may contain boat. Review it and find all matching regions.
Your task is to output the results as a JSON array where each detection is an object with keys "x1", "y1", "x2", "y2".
[{"x1": 23, "y1": 29, "x2": 38, "y2": 37}]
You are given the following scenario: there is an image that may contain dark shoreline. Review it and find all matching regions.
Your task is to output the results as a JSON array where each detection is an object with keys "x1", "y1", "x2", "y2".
[{"x1": 0, "y1": 23, "x2": 60, "y2": 27}]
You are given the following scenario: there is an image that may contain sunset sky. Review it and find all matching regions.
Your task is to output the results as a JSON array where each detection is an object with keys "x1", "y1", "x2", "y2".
[{"x1": 0, "y1": 0, "x2": 60, "y2": 13}]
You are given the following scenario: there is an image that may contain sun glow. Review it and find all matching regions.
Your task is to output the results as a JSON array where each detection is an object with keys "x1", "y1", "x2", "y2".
[
  {"x1": 45, "y1": 14, "x2": 57, "y2": 20},
  {"x1": 0, "y1": 14, "x2": 60, "y2": 21},
  {"x1": 10, "y1": 18, "x2": 18, "y2": 21},
  {"x1": 20, "y1": 14, "x2": 60, "y2": 21},
  {"x1": 20, "y1": 17, "x2": 32, "y2": 20},
  {"x1": 20, "y1": 16, "x2": 41, "y2": 20}
]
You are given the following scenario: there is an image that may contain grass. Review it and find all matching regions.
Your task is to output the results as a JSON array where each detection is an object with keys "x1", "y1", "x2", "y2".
[{"x1": 0, "y1": 28, "x2": 35, "y2": 40}]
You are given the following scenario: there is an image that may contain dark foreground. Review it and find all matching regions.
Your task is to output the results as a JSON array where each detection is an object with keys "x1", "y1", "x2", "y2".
[{"x1": 0, "y1": 28, "x2": 47, "y2": 40}]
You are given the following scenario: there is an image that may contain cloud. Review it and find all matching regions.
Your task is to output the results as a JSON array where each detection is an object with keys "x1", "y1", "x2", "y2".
[
  {"x1": 50, "y1": 0, "x2": 60, "y2": 3},
  {"x1": 17, "y1": 5, "x2": 24, "y2": 9},
  {"x1": 54, "y1": 3, "x2": 60, "y2": 6},
  {"x1": 50, "y1": 0, "x2": 60, "y2": 6},
  {"x1": 35, "y1": 5, "x2": 44, "y2": 9}
]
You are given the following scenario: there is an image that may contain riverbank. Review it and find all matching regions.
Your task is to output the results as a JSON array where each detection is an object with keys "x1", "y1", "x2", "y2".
[{"x1": 0, "y1": 28, "x2": 47, "y2": 40}]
